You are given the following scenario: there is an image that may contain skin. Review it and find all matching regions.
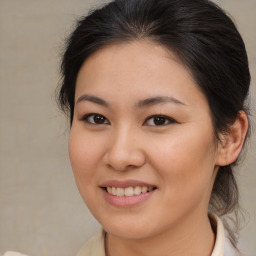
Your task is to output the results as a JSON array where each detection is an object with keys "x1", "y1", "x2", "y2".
[{"x1": 69, "y1": 40, "x2": 248, "y2": 256}]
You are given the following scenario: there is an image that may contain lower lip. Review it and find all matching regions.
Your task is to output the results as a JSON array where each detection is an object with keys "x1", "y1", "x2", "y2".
[{"x1": 102, "y1": 188, "x2": 156, "y2": 207}]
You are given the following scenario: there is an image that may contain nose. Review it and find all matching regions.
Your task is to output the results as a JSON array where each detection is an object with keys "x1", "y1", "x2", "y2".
[{"x1": 103, "y1": 126, "x2": 146, "y2": 171}]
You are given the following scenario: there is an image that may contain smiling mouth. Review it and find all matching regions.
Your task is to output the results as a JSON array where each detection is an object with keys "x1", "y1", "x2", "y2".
[{"x1": 104, "y1": 186, "x2": 157, "y2": 197}]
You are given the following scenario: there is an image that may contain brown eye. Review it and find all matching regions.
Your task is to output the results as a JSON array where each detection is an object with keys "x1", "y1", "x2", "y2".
[
  {"x1": 83, "y1": 114, "x2": 109, "y2": 125},
  {"x1": 93, "y1": 115, "x2": 106, "y2": 124},
  {"x1": 145, "y1": 115, "x2": 175, "y2": 126},
  {"x1": 153, "y1": 116, "x2": 167, "y2": 125}
]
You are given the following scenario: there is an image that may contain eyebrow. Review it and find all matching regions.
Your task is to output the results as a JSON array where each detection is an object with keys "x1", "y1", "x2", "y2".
[
  {"x1": 136, "y1": 96, "x2": 186, "y2": 108},
  {"x1": 76, "y1": 94, "x2": 186, "y2": 108},
  {"x1": 76, "y1": 94, "x2": 109, "y2": 107}
]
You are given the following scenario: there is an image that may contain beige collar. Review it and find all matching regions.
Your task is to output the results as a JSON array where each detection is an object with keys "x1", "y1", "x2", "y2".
[{"x1": 210, "y1": 214, "x2": 225, "y2": 256}]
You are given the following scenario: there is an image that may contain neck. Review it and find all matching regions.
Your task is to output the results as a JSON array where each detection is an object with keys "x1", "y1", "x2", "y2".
[{"x1": 105, "y1": 212, "x2": 215, "y2": 256}]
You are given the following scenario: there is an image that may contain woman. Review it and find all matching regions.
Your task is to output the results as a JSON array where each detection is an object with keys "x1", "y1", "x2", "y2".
[{"x1": 57, "y1": 0, "x2": 250, "y2": 255}]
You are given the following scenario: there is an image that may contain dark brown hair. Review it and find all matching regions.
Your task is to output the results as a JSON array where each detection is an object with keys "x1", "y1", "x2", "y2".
[{"x1": 57, "y1": 0, "x2": 250, "y2": 248}]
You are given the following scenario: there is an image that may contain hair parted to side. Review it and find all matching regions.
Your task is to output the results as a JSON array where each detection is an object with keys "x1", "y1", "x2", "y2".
[{"x1": 57, "y1": 0, "x2": 250, "y2": 248}]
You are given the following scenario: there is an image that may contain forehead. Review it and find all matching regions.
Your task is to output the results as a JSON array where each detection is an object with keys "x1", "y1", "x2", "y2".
[
  {"x1": 75, "y1": 40, "x2": 208, "y2": 109},
  {"x1": 78, "y1": 40, "x2": 184, "y2": 80}
]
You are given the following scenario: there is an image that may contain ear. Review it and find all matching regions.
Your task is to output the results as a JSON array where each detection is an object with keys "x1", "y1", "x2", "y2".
[{"x1": 215, "y1": 111, "x2": 248, "y2": 166}]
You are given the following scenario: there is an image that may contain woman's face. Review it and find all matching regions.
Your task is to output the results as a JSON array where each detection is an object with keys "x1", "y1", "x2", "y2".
[{"x1": 69, "y1": 41, "x2": 220, "y2": 240}]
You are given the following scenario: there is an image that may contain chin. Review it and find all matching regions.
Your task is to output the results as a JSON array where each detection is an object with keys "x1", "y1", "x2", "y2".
[
  {"x1": 99, "y1": 216, "x2": 157, "y2": 240},
  {"x1": 106, "y1": 226, "x2": 151, "y2": 240}
]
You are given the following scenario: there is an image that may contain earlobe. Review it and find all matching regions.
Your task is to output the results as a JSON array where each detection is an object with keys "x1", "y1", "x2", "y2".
[{"x1": 215, "y1": 111, "x2": 248, "y2": 166}]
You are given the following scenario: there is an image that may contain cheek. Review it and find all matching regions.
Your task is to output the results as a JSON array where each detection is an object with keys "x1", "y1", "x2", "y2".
[
  {"x1": 148, "y1": 125, "x2": 217, "y2": 198},
  {"x1": 68, "y1": 126, "x2": 102, "y2": 192}
]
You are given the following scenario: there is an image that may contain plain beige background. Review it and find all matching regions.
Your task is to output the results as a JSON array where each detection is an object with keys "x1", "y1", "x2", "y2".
[{"x1": 0, "y1": 0, "x2": 255, "y2": 255}]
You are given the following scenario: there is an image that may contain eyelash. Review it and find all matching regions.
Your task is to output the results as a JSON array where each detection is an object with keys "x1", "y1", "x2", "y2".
[{"x1": 81, "y1": 113, "x2": 176, "y2": 126}]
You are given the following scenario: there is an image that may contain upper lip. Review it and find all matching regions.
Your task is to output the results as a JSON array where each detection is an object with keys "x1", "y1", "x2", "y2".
[{"x1": 100, "y1": 179, "x2": 157, "y2": 188}]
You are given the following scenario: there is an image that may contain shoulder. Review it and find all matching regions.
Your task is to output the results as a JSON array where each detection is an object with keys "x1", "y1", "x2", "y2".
[{"x1": 77, "y1": 229, "x2": 106, "y2": 256}]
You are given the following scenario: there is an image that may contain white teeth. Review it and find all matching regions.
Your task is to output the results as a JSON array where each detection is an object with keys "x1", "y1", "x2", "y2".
[
  {"x1": 112, "y1": 187, "x2": 117, "y2": 196},
  {"x1": 106, "y1": 186, "x2": 155, "y2": 197},
  {"x1": 134, "y1": 186, "x2": 142, "y2": 195},
  {"x1": 142, "y1": 186, "x2": 147, "y2": 193},
  {"x1": 124, "y1": 187, "x2": 134, "y2": 196},
  {"x1": 116, "y1": 187, "x2": 125, "y2": 197}
]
